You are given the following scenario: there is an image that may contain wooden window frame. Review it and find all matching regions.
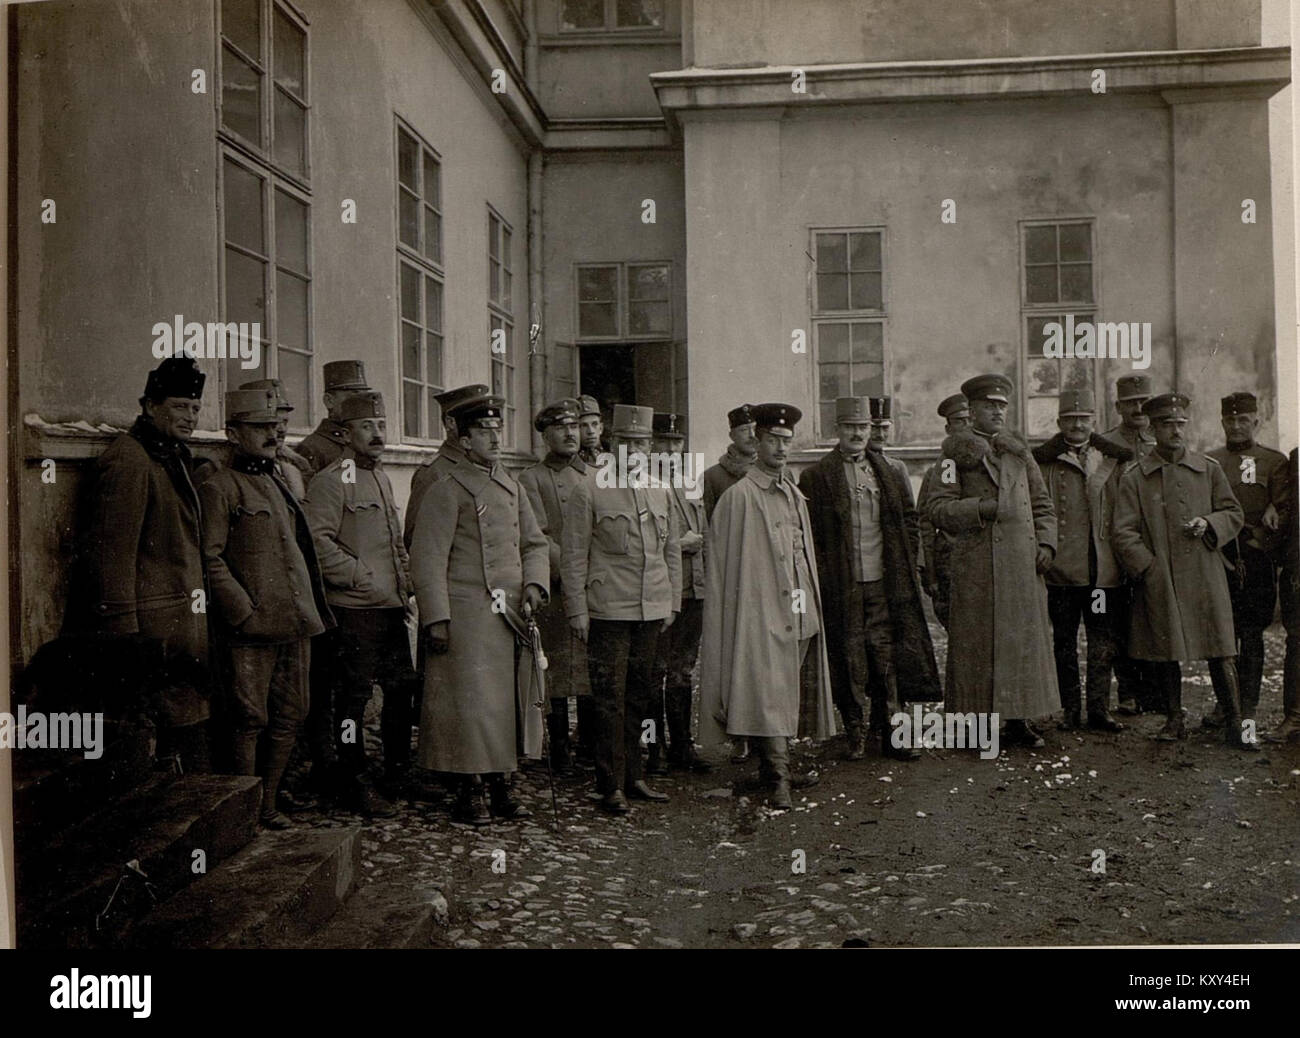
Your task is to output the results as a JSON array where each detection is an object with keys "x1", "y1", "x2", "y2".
[{"x1": 574, "y1": 260, "x2": 673, "y2": 342}]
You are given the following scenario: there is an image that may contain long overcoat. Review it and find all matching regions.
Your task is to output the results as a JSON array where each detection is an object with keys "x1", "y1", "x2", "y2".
[
  {"x1": 798, "y1": 449, "x2": 940, "y2": 708},
  {"x1": 517, "y1": 454, "x2": 591, "y2": 698},
  {"x1": 699, "y1": 469, "x2": 837, "y2": 744},
  {"x1": 411, "y1": 461, "x2": 549, "y2": 774},
  {"x1": 925, "y1": 429, "x2": 1059, "y2": 718},
  {"x1": 1112, "y1": 450, "x2": 1243, "y2": 661},
  {"x1": 81, "y1": 418, "x2": 210, "y2": 726}
]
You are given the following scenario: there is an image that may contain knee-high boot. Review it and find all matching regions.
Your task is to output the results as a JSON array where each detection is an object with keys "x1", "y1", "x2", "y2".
[{"x1": 1209, "y1": 657, "x2": 1260, "y2": 751}]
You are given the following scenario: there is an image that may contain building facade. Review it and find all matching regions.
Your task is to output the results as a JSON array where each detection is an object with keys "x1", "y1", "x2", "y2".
[{"x1": 10, "y1": 0, "x2": 1294, "y2": 664}]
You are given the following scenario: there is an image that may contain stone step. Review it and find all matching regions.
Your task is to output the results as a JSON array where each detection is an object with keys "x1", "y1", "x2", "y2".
[
  {"x1": 18, "y1": 773, "x2": 262, "y2": 949},
  {"x1": 272, "y1": 879, "x2": 441, "y2": 950},
  {"x1": 123, "y1": 826, "x2": 361, "y2": 949},
  {"x1": 14, "y1": 720, "x2": 156, "y2": 846}
]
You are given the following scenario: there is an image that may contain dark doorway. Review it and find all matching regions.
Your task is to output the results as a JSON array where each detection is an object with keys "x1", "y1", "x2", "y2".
[{"x1": 579, "y1": 344, "x2": 636, "y2": 425}]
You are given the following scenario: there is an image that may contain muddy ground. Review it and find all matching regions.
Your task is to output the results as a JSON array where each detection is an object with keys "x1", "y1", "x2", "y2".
[{"x1": 306, "y1": 623, "x2": 1300, "y2": 949}]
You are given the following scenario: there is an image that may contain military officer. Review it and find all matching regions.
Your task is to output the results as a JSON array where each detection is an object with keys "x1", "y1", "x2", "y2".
[
  {"x1": 1031, "y1": 389, "x2": 1130, "y2": 731},
  {"x1": 1205, "y1": 392, "x2": 1287, "y2": 731},
  {"x1": 702, "y1": 404, "x2": 758, "y2": 521},
  {"x1": 199, "y1": 388, "x2": 334, "y2": 827},
  {"x1": 81, "y1": 357, "x2": 212, "y2": 771},
  {"x1": 1100, "y1": 373, "x2": 1157, "y2": 715},
  {"x1": 577, "y1": 394, "x2": 607, "y2": 467},
  {"x1": 917, "y1": 394, "x2": 970, "y2": 629},
  {"x1": 517, "y1": 398, "x2": 593, "y2": 774},
  {"x1": 412, "y1": 392, "x2": 549, "y2": 825},
  {"x1": 562, "y1": 404, "x2": 682, "y2": 815},
  {"x1": 867, "y1": 397, "x2": 911, "y2": 485},
  {"x1": 403, "y1": 383, "x2": 490, "y2": 550},
  {"x1": 239, "y1": 378, "x2": 313, "y2": 501},
  {"x1": 1264, "y1": 449, "x2": 1300, "y2": 742},
  {"x1": 647, "y1": 412, "x2": 712, "y2": 774},
  {"x1": 1112, "y1": 393, "x2": 1256, "y2": 750},
  {"x1": 297, "y1": 360, "x2": 372, "y2": 474},
  {"x1": 304, "y1": 391, "x2": 420, "y2": 816},
  {"x1": 799, "y1": 397, "x2": 937, "y2": 762}
]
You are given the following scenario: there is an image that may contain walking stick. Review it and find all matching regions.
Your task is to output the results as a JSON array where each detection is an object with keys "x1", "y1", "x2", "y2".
[{"x1": 520, "y1": 602, "x2": 560, "y2": 831}]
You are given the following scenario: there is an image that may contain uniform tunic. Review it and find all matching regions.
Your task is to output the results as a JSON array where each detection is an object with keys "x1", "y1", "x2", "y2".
[
  {"x1": 297, "y1": 417, "x2": 352, "y2": 474},
  {"x1": 412, "y1": 462, "x2": 549, "y2": 773},
  {"x1": 1207, "y1": 442, "x2": 1286, "y2": 629}
]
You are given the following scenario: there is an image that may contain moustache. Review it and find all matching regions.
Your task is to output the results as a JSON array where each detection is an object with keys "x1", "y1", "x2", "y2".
[{"x1": 369, "y1": 439, "x2": 384, "y2": 447}]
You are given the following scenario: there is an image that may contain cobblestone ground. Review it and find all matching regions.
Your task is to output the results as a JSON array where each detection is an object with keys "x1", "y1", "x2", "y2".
[{"x1": 302, "y1": 624, "x2": 1300, "y2": 948}]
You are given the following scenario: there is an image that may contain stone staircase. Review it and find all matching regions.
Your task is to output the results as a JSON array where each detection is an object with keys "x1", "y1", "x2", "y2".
[{"x1": 14, "y1": 719, "x2": 376, "y2": 949}]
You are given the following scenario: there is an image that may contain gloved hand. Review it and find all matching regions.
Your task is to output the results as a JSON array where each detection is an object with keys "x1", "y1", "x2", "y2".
[
  {"x1": 425, "y1": 620, "x2": 450, "y2": 655},
  {"x1": 522, "y1": 584, "x2": 545, "y2": 617},
  {"x1": 1035, "y1": 546, "x2": 1054, "y2": 574}
]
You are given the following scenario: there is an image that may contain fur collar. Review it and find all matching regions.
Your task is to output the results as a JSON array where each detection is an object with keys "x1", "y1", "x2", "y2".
[
  {"x1": 1032, "y1": 432, "x2": 1134, "y2": 465},
  {"x1": 941, "y1": 428, "x2": 1032, "y2": 470}
]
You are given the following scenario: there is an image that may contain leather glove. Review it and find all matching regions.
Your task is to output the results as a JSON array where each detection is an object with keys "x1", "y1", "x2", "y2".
[
  {"x1": 425, "y1": 620, "x2": 450, "y2": 655},
  {"x1": 522, "y1": 584, "x2": 545, "y2": 616},
  {"x1": 1035, "y1": 546, "x2": 1054, "y2": 574}
]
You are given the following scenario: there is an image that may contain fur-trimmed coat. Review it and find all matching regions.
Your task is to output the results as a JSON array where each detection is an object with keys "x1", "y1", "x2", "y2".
[
  {"x1": 925, "y1": 428, "x2": 1059, "y2": 718},
  {"x1": 1031, "y1": 432, "x2": 1133, "y2": 588},
  {"x1": 798, "y1": 448, "x2": 940, "y2": 708}
]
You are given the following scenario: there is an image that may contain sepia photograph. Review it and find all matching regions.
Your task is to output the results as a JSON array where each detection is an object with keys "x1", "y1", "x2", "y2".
[{"x1": 0, "y1": 0, "x2": 1296, "y2": 1001}]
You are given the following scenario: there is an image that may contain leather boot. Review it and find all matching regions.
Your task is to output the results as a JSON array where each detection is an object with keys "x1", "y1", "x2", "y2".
[
  {"x1": 1210, "y1": 658, "x2": 1260, "y2": 752},
  {"x1": 1154, "y1": 663, "x2": 1186, "y2": 741},
  {"x1": 1264, "y1": 715, "x2": 1300, "y2": 743},
  {"x1": 452, "y1": 776, "x2": 491, "y2": 825},
  {"x1": 880, "y1": 674, "x2": 920, "y2": 760},
  {"x1": 487, "y1": 773, "x2": 532, "y2": 819},
  {"x1": 260, "y1": 727, "x2": 298, "y2": 826},
  {"x1": 769, "y1": 753, "x2": 793, "y2": 811},
  {"x1": 844, "y1": 721, "x2": 867, "y2": 761}
]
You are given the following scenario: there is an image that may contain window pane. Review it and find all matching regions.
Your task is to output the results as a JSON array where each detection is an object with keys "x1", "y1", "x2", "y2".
[
  {"x1": 226, "y1": 354, "x2": 266, "y2": 398},
  {"x1": 816, "y1": 233, "x2": 847, "y2": 273},
  {"x1": 1027, "y1": 357, "x2": 1059, "y2": 395},
  {"x1": 820, "y1": 401, "x2": 837, "y2": 436},
  {"x1": 1058, "y1": 223, "x2": 1091, "y2": 262},
  {"x1": 275, "y1": 189, "x2": 308, "y2": 273},
  {"x1": 579, "y1": 265, "x2": 618, "y2": 302},
  {"x1": 617, "y1": 0, "x2": 664, "y2": 27},
  {"x1": 401, "y1": 322, "x2": 420, "y2": 378},
  {"x1": 1063, "y1": 359, "x2": 1091, "y2": 390},
  {"x1": 490, "y1": 260, "x2": 500, "y2": 302},
  {"x1": 489, "y1": 214, "x2": 501, "y2": 259},
  {"x1": 276, "y1": 270, "x2": 308, "y2": 350},
  {"x1": 502, "y1": 228, "x2": 512, "y2": 270},
  {"x1": 222, "y1": 0, "x2": 259, "y2": 57},
  {"x1": 819, "y1": 363, "x2": 849, "y2": 401},
  {"x1": 403, "y1": 380, "x2": 421, "y2": 438},
  {"x1": 819, "y1": 323, "x2": 849, "y2": 363},
  {"x1": 562, "y1": 0, "x2": 604, "y2": 28},
  {"x1": 1059, "y1": 264, "x2": 1093, "y2": 303},
  {"x1": 273, "y1": 8, "x2": 305, "y2": 96},
  {"x1": 1024, "y1": 225, "x2": 1057, "y2": 265},
  {"x1": 851, "y1": 363, "x2": 883, "y2": 398},
  {"x1": 849, "y1": 232, "x2": 881, "y2": 271},
  {"x1": 817, "y1": 273, "x2": 849, "y2": 311},
  {"x1": 503, "y1": 269, "x2": 512, "y2": 312},
  {"x1": 428, "y1": 388, "x2": 441, "y2": 436},
  {"x1": 1025, "y1": 265, "x2": 1058, "y2": 304},
  {"x1": 400, "y1": 263, "x2": 420, "y2": 322},
  {"x1": 222, "y1": 48, "x2": 263, "y2": 146},
  {"x1": 398, "y1": 130, "x2": 418, "y2": 190},
  {"x1": 423, "y1": 207, "x2": 441, "y2": 264},
  {"x1": 425, "y1": 277, "x2": 442, "y2": 332},
  {"x1": 628, "y1": 264, "x2": 668, "y2": 300},
  {"x1": 426, "y1": 331, "x2": 443, "y2": 387},
  {"x1": 629, "y1": 301, "x2": 669, "y2": 336},
  {"x1": 850, "y1": 322, "x2": 883, "y2": 363},
  {"x1": 1027, "y1": 315, "x2": 1061, "y2": 357},
  {"x1": 423, "y1": 153, "x2": 440, "y2": 205},
  {"x1": 850, "y1": 272, "x2": 883, "y2": 310},
  {"x1": 274, "y1": 90, "x2": 306, "y2": 175},
  {"x1": 399, "y1": 191, "x2": 419, "y2": 250},
  {"x1": 277, "y1": 348, "x2": 310, "y2": 420},
  {"x1": 223, "y1": 159, "x2": 264, "y2": 252},
  {"x1": 579, "y1": 303, "x2": 616, "y2": 337},
  {"x1": 492, "y1": 358, "x2": 506, "y2": 396},
  {"x1": 225, "y1": 247, "x2": 267, "y2": 327},
  {"x1": 1026, "y1": 395, "x2": 1057, "y2": 439}
]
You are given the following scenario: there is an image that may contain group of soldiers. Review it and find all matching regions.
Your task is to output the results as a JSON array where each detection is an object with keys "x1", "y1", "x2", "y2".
[{"x1": 77, "y1": 354, "x2": 1299, "y2": 826}]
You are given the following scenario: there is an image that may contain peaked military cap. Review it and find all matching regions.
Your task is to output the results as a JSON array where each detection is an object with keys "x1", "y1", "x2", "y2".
[
  {"x1": 534, "y1": 397, "x2": 581, "y2": 432},
  {"x1": 727, "y1": 404, "x2": 755, "y2": 429},
  {"x1": 611, "y1": 404, "x2": 654, "y2": 437},
  {"x1": 144, "y1": 357, "x2": 205, "y2": 401},
  {"x1": 653, "y1": 412, "x2": 687, "y2": 439},
  {"x1": 1115, "y1": 374, "x2": 1152, "y2": 402},
  {"x1": 1221, "y1": 392, "x2": 1258, "y2": 417},
  {"x1": 752, "y1": 402, "x2": 801, "y2": 433},
  {"x1": 225, "y1": 388, "x2": 280, "y2": 423},
  {"x1": 1058, "y1": 389, "x2": 1095, "y2": 417},
  {"x1": 937, "y1": 394, "x2": 969, "y2": 420},
  {"x1": 240, "y1": 378, "x2": 293, "y2": 412},
  {"x1": 960, "y1": 374, "x2": 1012, "y2": 404},
  {"x1": 576, "y1": 394, "x2": 603, "y2": 419},
  {"x1": 835, "y1": 397, "x2": 870, "y2": 423},
  {"x1": 450, "y1": 393, "x2": 505, "y2": 433},
  {"x1": 323, "y1": 360, "x2": 370, "y2": 392},
  {"x1": 1142, "y1": 393, "x2": 1190, "y2": 422},
  {"x1": 435, "y1": 383, "x2": 491, "y2": 412},
  {"x1": 339, "y1": 391, "x2": 385, "y2": 422}
]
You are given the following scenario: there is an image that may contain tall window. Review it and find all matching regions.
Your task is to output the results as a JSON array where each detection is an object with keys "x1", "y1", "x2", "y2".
[
  {"x1": 576, "y1": 262, "x2": 672, "y2": 341},
  {"x1": 1021, "y1": 219, "x2": 1097, "y2": 439},
  {"x1": 812, "y1": 228, "x2": 885, "y2": 438},
  {"x1": 397, "y1": 121, "x2": 444, "y2": 440},
  {"x1": 218, "y1": 0, "x2": 311, "y2": 425},
  {"x1": 489, "y1": 208, "x2": 516, "y2": 443},
  {"x1": 560, "y1": 0, "x2": 665, "y2": 31}
]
